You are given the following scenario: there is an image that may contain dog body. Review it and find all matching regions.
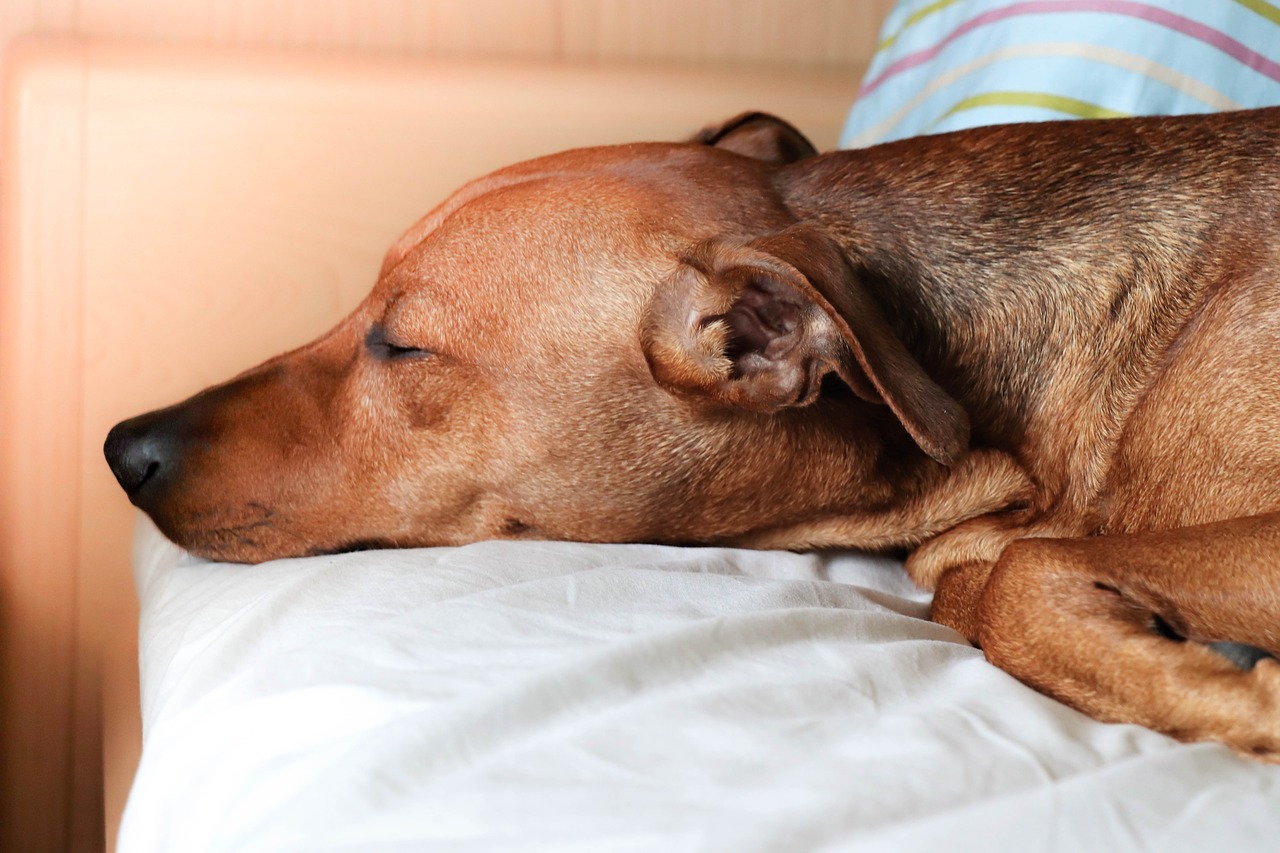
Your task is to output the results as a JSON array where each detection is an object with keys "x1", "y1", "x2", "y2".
[{"x1": 107, "y1": 108, "x2": 1280, "y2": 757}]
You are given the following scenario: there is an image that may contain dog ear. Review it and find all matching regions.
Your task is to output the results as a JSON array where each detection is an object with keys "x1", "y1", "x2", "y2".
[
  {"x1": 692, "y1": 112, "x2": 818, "y2": 163},
  {"x1": 642, "y1": 224, "x2": 969, "y2": 465}
]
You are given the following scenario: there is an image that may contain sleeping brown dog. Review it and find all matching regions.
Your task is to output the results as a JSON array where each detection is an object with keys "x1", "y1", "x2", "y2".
[{"x1": 105, "y1": 109, "x2": 1280, "y2": 760}]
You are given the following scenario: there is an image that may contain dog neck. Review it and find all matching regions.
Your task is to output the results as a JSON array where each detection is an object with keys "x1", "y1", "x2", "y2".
[{"x1": 777, "y1": 135, "x2": 1223, "y2": 527}]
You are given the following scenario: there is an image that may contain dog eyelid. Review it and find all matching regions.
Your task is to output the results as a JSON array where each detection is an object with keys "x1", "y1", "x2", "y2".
[{"x1": 365, "y1": 324, "x2": 435, "y2": 362}]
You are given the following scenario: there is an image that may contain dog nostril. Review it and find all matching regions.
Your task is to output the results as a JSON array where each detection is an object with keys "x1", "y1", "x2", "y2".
[
  {"x1": 138, "y1": 460, "x2": 160, "y2": 490},
  {"x1": 104, "y1": 415, "x2": 183, "y2": 505}
]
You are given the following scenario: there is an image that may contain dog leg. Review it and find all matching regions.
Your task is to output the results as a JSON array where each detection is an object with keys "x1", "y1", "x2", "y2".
[
  {"x1": 972, "y1": 513, "x2": 1280, "y2": 759},
  {"x1": 930, "y1": 561, "x2": 994, "y2": 645},
  {"x1": 911, "y1": 509, "x2": 1058, "y2": 644}
]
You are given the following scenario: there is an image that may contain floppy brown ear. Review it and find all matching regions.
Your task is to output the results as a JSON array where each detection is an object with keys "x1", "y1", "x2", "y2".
[
  {"x1": 642, "y1": 224, "x2": 969, "y2": 465},
  {"x1": 692, "y1": 112, "x2": 818, "y2": 163}
]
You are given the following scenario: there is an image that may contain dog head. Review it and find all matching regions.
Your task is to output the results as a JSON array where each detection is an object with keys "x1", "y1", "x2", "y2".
[{"x1": 104, "y1": 113, "x2": 967, "y2": 561}]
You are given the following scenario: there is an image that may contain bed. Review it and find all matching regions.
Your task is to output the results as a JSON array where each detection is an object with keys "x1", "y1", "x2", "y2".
[
  {"x1": 4, "y1": 16, "x2": 1280, "y2": 853},
  {"x1": 125, "y1": 518, "x2": 1280, "y2": 851}
]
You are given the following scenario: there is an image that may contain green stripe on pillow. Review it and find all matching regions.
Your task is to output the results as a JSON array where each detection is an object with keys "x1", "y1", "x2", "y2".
[{"x1": 934, "y1": 91, "x2": 1130, "y2": 125}]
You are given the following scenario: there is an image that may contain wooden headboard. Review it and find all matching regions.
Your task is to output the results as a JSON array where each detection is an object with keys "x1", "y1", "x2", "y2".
[{"x1": 0, "y1": 38, "x2": 860, "y2": 850}]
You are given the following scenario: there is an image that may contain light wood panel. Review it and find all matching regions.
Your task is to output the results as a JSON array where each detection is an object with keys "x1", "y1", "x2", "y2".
[
  {"x1": 74, "y1": 0, "x2": 562, "y2": 58},
  {"x1": 559, "y1": 0, "x2": 893, "y2": 67},
  {"x1": 72, "y1": 0, "x2": 891, "y2": 67},
  {"x1": 3, "y1": 1, "x2": 894, "y2": 93},
  {"x1": 0, "y1": 39, "x2": 87, "y2": 853}
]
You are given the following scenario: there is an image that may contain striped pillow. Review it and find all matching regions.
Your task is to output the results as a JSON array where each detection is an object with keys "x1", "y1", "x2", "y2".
[{"x1": 842, "y1": 0, "x2": 1280, "y2": 147}]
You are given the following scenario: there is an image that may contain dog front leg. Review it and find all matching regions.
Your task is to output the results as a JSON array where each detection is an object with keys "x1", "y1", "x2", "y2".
[
  {"x1": 908, "y1": 509, "x2": 1053, "y2": 645},
  {"x1": 930, "y1": 561, "x2": 995, "y2": 645},
  {"x1": 972, "y1": 513, "x2": 1280, "y2": 760}
]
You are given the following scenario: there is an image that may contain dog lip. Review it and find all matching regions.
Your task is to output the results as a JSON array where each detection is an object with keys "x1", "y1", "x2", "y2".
[{"x1": 306, "y1": 537, "x2": 400, "y2": 557}]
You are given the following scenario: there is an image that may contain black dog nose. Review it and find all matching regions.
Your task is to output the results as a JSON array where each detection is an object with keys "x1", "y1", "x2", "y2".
[{"x1": 104, "y1": 410, "x2": 186, "y2": 507}]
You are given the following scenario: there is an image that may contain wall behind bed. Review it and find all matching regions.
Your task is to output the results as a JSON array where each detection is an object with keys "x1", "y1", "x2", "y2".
[
  {"x1": 0, "y1": 2, "x2": 895, "y2": 852},
  {"x1": 9, "y1": 0, "x2": 890, "y2": 58}
]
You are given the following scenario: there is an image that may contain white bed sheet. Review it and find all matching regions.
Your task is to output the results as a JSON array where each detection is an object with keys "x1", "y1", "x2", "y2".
[{"x1": 121, "y1": 516, "x2": 1280, "y2": 852}]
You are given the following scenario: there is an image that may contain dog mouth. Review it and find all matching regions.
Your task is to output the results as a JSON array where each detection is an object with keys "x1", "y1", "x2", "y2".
[
  {"x1": 175, "y1": 514, "x2": 402, "y2": 563},
  {"x1": 305, "y1": 538, "x2": 401, "y2": 557},
  {"x1": 162, "y1": 502, "x2": 312, "y2": 563}
]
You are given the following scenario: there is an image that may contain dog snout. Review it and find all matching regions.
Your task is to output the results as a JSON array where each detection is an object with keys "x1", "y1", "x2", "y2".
[{"x1": 104, "y1": 409, "x2": 187, "y2": 509}]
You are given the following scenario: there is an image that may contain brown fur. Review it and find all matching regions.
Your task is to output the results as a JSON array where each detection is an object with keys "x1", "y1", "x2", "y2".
[{"x1": 106, "y1": 108, "x2": 1280, "y2": 760}]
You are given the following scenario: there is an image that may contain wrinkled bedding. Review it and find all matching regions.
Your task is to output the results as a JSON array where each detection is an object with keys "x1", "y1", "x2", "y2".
[{"x1": 120, "y1": 517, "x2": 1280, "y2": 852}]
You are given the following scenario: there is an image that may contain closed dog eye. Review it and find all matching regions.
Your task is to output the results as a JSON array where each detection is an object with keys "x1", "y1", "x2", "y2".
[{"x1": 365, "y1": 324, "x2": 434, "y2": 362}]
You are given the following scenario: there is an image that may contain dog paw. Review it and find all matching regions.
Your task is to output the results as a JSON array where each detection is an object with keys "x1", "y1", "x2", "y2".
[
  {"x1": 1205, "y1": 640, "x2": 1277, "y2": 671},
  {"x1": 1225, "y1": 659, "x2": 1280, "y2": 762}
]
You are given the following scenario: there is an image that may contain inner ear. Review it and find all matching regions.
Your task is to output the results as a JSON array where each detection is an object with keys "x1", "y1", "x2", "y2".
[
  {"x1": 718, "y1": 278, "x2": 801, "y2": 375},
  {"x1": 642, "y1": 242, "x2": 870, "y2": 414}
]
